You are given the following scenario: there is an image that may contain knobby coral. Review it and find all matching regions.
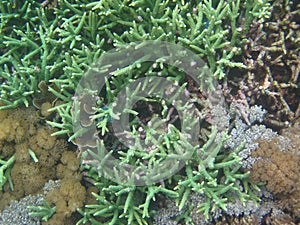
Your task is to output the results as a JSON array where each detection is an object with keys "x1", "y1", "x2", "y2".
[
  {"x1": 250, "y1": 126, "x2": 300, "y2": 220},
  {"x1": 0, "y1": 106, "x2": 88, "y2": 225}
]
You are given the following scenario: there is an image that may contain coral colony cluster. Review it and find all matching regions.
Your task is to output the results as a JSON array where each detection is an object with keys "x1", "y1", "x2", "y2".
[{"x1": 0, "y1": 0, "x2": 299, "y2": 225}]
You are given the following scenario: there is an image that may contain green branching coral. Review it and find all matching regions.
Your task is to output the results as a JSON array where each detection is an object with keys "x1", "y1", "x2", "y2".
[
  {"x1": 78, "y1": 126, "x2": 260, "y2": 224},
  {"x1": 175, "y1": 128, "x2": 260, "y2": 221},
  {"x1": 0, "y1": 1, "x2": 61, "y2": 109},
  {"x1": 0, "y1": 155, "x2": 15, "y2": 191},
  {"x1": 0, "y1": 0, "x2": 271, "y2": 110},
  {"x1": 28, "y1": 199, "x2": 56, "y2": 222},
  {"x1": 76, "y1": 184, "x2": 177, "y2": 225},
  {"x1": 48, "y1": 0, "x2": 271, "y2": 142}
]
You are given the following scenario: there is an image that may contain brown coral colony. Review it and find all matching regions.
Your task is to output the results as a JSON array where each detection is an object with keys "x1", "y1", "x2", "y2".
[{"x1": 0, "y1": 106, "x2": 87, "y2": 225}]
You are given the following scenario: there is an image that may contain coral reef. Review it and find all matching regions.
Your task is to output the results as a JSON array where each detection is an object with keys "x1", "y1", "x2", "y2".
[
  {"x1": 0, "y1": 107, "x2": 66, "y2": 199},
  {"x1": 227, "y1": 0, "x2": 300, "y2": 129},
  {"x1": 28, "y1": 200, "x2": 56, "y2": 223},
  {"x1": 0, "y1": 0, "x2": 271, "y2": 139},
  {"x1": 152, "y1": 103, "x2": 300, "y2": 225},
  {"x1": 0, "y1": 194, "x2": 44, "y2": 225},
  {"x1": 153, "y1": 197, "x2": 184, "y2": 225},
  {"x1": 225, "y1": 102, "x2": 278, "y2": 168},
  {"x1": 44, "y1": 178, "x2": 86, "y2": 225},
  {"x1": 0, "y1": 106, "x2": 88, "y2": 224},
  {"x1": 42, "y1": 151, "x2": 87, "y2": 225},
  {"x1": 250, "y1": 126, "x2": 300, "y2": 220},
  {"x1": 0, "y1": 180, "x2": 59, "y2": 225},
  {"x1": 1, "y1": 0, "x2": 298, "y2": 225},
  {"x1": 77, "y1": 123, "x2": 262, "y2": 224}
]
